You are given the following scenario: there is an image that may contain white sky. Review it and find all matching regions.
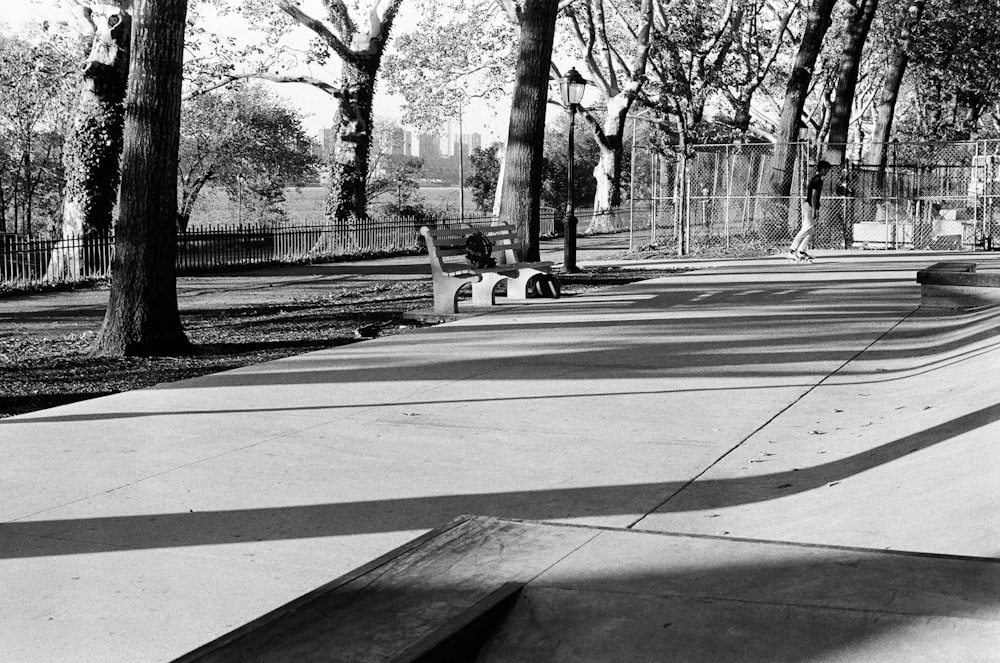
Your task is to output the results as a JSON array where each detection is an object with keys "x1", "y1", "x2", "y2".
[{"x1": 5, "y1": 0, "x2": 512, "y2": 142}]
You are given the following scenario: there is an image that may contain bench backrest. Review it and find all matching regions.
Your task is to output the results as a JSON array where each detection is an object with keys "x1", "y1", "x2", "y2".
[{"x1": 420, "y1": 224, "x2": 523, "y2": 273}]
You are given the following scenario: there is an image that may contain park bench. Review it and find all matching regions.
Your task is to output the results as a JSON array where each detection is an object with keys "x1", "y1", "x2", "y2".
[
  {"x1": 420, "y1": 223, "x2": 555, "y2": 314},
  {"x1": 916, "y1": 261, "x2": 1000, "y2": 309}
]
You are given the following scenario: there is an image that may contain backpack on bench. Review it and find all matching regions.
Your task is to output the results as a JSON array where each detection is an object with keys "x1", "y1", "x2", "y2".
[{"x1": 465, "y1": 231, "x2": 497, "y2": 269}]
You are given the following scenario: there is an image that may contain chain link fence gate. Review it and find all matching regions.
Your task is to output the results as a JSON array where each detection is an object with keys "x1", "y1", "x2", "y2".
[{"x1": 625, "y1": 138, "x2": 1000, "y2": 256}]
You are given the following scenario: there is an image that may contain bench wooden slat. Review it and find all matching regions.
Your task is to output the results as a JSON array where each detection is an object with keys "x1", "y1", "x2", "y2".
[
  {"x1": 430, "y1": 240, "x2": 518, "y2": 251},
  {"x1": 425, "y1": 233, "x2": 518, "y2": 245},
  {"x1": 425, "y1": 229, "x2": 518, "y2": 239},
  {"x1": 423, "y1": 224, "x2": 516, "y2": 236},
  {"x1": 434, "y1": 242, "x2": 520, "y2": 258},
  {"x1": 426, "y1": 231, "x2": 496, "y2": 239}
]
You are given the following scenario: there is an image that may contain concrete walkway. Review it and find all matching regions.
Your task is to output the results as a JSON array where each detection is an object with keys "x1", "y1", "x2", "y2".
[{"x1": 2, "y1": 248, "x2": 999, "y2": 661}]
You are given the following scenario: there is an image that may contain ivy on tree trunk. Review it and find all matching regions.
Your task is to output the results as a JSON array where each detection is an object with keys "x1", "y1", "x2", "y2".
[
  {"x1": 47, "y1": 3, "x2": 131, "y2": 281},
  {"x1": 327, "y1": 59, "x2": 378, "y2": 221}
]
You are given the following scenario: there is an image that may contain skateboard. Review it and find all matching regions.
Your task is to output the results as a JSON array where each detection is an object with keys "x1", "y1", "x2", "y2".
[{"x1": 786, "y1": 251, "x2": 814, "y2": 263}]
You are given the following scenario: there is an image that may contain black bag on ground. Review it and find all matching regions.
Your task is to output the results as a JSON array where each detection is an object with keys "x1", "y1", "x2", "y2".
[
  {"x1": 528, "y1": 273, "x2": 561, "y2": 298},
  {"x1": 465, "y1": 231, "x2": 497, "y2": 269}
]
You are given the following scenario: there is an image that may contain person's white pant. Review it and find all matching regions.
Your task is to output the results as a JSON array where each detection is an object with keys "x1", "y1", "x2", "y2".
[{"x1": 790, "y1": 202, "x2": 816, "y2": 252}]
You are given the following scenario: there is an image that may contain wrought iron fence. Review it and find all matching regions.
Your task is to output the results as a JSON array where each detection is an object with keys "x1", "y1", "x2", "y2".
[
  {"x1": 0, "y1": 233, "x2": 115, "y2": 287},
  {"x1": 1, "y1": 212, "x2": 558, "y2": 289}
]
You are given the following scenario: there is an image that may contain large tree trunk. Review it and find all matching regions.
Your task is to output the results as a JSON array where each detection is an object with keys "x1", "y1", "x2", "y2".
[
  {"x1": 327, "y1": 58, "x2": 378, "y2": 220},
  {"x1": 47, "y1": 2, "x2": 132, "y2": 281},
  {"x1": 825, "y1": 0, "x2": 879, "y2": 165},
  {"x1": 574, "y1": 0, "x2": 653, "y2": 231},
  {"x1": 497, "y1": 0, "x2": 559, "y2": 261},
  {"x1": 587, "y1": 93, "x2": 631, "y2": 232},
  {"x1": 765, "y1": 0, "x2": 837, "y2": 237},
  {"x1": 93, "y1": 0, "x2": 190, "y2": 357},
  {"x1": 865, "y1": 0, "x2": 924, "y2": 174}
]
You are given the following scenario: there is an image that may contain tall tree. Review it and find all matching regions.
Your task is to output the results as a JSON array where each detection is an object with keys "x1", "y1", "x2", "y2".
[
  {"x1": 864, "y1": 0, "x2": 923, "y2": 172},
  {"x1": 278, "y1": 0, "x2": 402, "y2": 222},
  {"x1": 47, "y1": 0, "x2": 133, "y2": 280},
  {"x1": 646, "y1": 0, "x2": 746, "y2": 147},
  {"x1": 495, "y1": 0, "x2": 562, "y2": 261},
  {"x1": 178, "y1": 84, "x2": 318, "y2": 230},
  {"x1": 765, "y1": 0, "x2": 837, "y2": 236},
  {"x1": 825, "y1": 0, "x2": 880, "y2": 165},
  {"x1": 198, "y1": 0, "x2": 404, "y2": 222},
  {"x1": 718, "y1": 0, "x2": 800, "y2": 136},
  {"x1": 93, "y1": 0, "x2": 190, "y2": 356},
  {"x1": 0, "y1": 30, "x2": 78, "y2": 236},
  {"x1": 466, "y1": 142, "x2": 503, "y2": 213},
  {"x1": 563, "y1": 0, "x2": 654, "y2": 227}
]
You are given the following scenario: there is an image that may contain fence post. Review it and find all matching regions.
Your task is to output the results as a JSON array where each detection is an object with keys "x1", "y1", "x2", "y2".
[
  {"x1": 650, "y1": 148, "x2": 657, "y2": 246},
  {"x1": 676, "y1": 150, "x2": 689, "y2": 256}
]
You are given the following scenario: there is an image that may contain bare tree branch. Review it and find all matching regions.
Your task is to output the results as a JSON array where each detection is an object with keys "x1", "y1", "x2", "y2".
[
  {"x1": 593, "y1": 0, "x2": 618, "y2": 91},
  {"x1": 184, "y1": 72, "x2": 341, "y2": 101},
  {"x1": 706, "y1": 1, "x2": 744, "y2": 81},
  {"x1": 274, "y1": 0, "x2": 357, "y2": 63},
  {"x1": 698, "y1": 0, "x2": 737, "y2": 76},
  {"x1": 630, "y1": 0, "x2": 654, "y2": 82},
  {"x1": 360, "y1": 0, "x2": 406, "y2": 55}
]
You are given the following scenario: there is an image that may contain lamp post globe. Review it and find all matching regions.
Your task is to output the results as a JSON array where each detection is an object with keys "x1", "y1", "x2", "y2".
[{"x1": 560, "y1": 67, "x2": 587, "y2": 107}]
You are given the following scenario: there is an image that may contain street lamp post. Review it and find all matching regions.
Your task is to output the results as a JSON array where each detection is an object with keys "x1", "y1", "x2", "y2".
[{"x1": 560, "y1": 68, "x2": 587, "y2": 273}]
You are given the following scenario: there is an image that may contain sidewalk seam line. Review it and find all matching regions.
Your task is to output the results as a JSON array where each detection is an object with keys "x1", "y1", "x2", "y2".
[
  {"x1": 522, "y1": 530, "x2": 606, "y2": 585},
  {"x1": 626, "y1": 306, "x2": 922, "y2": 530}
]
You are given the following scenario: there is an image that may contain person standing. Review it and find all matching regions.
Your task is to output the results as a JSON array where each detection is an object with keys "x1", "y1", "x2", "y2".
[{"x1": 789, "y1": 160, "x2": 831, "y2": 262}]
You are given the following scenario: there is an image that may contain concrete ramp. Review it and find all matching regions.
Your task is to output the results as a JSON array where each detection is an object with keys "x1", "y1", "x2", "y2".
[{"x1": 176, "y1": 515, "x2": 1000, "y2": 662}]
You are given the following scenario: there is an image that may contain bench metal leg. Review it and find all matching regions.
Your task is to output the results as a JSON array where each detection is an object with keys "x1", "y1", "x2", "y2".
[
  {"x1": 506, "y1": 269, "x2": 547, "y2": 300},
  {"x1": 471, "y1": 273, "x2": 506, "y2": 307},
  {"x1": 433, "y1": 276, "x2": 478, "y2": 314}
]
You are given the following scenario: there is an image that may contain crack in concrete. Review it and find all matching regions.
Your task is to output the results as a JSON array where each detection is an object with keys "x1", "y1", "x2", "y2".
[{"x1": 626, "y1": 306, "x2": 922, "y2": 530}]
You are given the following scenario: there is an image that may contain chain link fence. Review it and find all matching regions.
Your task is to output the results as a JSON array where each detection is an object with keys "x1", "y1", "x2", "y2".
[{"x1": 620, "y1": 139, "x2": 1000, "y2": 255}]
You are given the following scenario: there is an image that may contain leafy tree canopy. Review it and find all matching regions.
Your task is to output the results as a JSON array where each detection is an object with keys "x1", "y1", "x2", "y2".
[
  {"x1": 0, "y1": 26, "x2": 80, "y2": 234},
  {"x1": 901, "y1": 0, "x2": 1000, "y2": 138},
  {"x1": 381, "y1": 0, "x2": 516, "y2": 132},
  {"x1": 179, "y1": 84, "x2": 319, "y2": 226},
  {"x1": 466, "y1": 142, "x2": 502, "y2": 213}
]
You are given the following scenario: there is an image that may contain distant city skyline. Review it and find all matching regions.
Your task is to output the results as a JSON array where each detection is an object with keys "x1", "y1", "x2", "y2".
[
  {"x1": 322, "y1": 125, "x2": 483, "y2": 160},
  {"x1": 319, "y1": 123, "x2": 483, "y2": 185}
]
